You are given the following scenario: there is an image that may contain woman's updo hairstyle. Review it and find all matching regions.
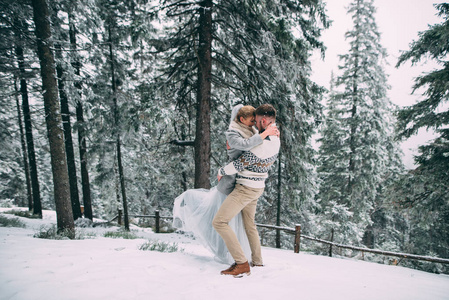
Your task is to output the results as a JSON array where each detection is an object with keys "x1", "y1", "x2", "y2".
[{"x1": 235, "y1": 105, "x2": 255, "y2": 124}]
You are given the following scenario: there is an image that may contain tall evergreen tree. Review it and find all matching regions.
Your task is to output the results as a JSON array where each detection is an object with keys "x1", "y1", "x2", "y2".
[
  {"x1": 16, "y1": 36, "x2": 43, "y2": 216},
  {"x1": 4, "y1": 0, "x2": 44, "y2": 215},
  {"x1": 153, "y1": 0, "x2": 329, "y2": 191},
  {"x1": 389, "y1": 3, "x2": 449, "y2": 272},
  {"x1": 14, "y1": 76, "x2": 32, "y2": 208},
  {"x1": 316, "y1": 0, "x2": 403, "y2": 248},
  {"x1": 31, "y1": 0, "x2": 74, "y2": 232},
  {"x1": 51, "y1": 1, "x2": 83, "y2": 220},
  {"x1": 0, "y1": 73, "x2": 26, "y2": 206},
  {"x1": 67, "y1": 2, "x2": 94, "y2": 220},
  {"x1": 84, "y1": 0, "x2": 161, "y2": 224},
  {"x1": 395, "y1": 3, "x2": 449, "y2": 196}
]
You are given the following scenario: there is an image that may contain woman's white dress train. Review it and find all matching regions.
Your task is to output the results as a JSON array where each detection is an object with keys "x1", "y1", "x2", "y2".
[{"x1": 172, "y1": 187, "x2": 251, "y2": 264}]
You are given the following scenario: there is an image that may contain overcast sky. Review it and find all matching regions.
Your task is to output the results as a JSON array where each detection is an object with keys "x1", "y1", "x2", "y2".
[{"x1": 310, "y1": 0, "x2": 442, "y2": 169}]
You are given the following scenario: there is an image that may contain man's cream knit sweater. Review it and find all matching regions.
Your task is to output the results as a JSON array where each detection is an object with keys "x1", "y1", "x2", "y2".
[{"x1": 218, "y1": 135, "x2": 280, "y2": 189}]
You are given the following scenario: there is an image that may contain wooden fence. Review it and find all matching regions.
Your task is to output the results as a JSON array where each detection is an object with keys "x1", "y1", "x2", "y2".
[
  {"x1": 116, "y1": 210, "x2": 449, "y2": 266},
  {"x1": 255, "y1": 223, "x2": 449, "y2": 265}
]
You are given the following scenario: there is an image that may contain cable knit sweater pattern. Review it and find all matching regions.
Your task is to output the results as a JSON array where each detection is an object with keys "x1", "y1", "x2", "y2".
[
  {"x1": 218, "y1": 135, "x2": 280, "y2": 188},
  {"x1": 216, "y1": 121, "x2": 263, "y2": 195}
]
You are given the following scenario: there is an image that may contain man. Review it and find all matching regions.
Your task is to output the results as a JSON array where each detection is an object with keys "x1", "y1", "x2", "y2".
[
  {"x1": 216, "y1": 105, "x2": 278, "y2": 196},
  {"x1": 213, "y1": 104, "x2": 280, "y2": 277}
]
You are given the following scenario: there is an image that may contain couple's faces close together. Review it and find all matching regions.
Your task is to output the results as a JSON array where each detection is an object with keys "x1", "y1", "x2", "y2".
[
  {"x1": 240, "y1": 115, "x2": 271, "y2": 132},
  {"x1": 240, "y1": 115, "x2": 256, "y2": 128}
]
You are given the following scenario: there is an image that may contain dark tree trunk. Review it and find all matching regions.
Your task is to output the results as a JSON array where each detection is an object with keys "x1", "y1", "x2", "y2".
[
  {"x1": 329, "y1": 227, "x2": 334, "y2": 257},
  {"x1": 108, "y1": 24, "x2": 129, "y2": 230},
  {"x1": 14, "y1": 37, "x2": 42, "y2": 217},
  {"x1": 56, "y1": 45, "x2": 82, "y2": 220},
  {"x1": 347, "y1": 0, "x2": 361, "y2": 199},
  {"x1": 31, "y1": 0, "x2": 74, "y2": 232},
  {"x1": 13, "y1": 75, "x2": 32, "y2": 210},
  {"x1": 276, "y1": 152, "x2": 281, "y2": 248},
  {"x1": 69, "y1": 12, "x2": 93, "y2": 220},
  {"x1": 76, "y1": 101, "x2": 93, "y2": 219},
  {"x1": 194, "y1": 0, "x2": 212, "y2": 189},
  {"x1": 348, "y1": 97, "x2": 357, "y2": 196},
  {"x1": 116, "y1": 138, "x2": 129, "y2": 230},
  {"x1": 180, "y1": 125, "x2": 189, "y2": 191}
]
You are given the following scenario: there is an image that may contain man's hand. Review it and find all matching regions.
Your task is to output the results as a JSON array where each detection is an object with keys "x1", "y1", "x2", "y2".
[
  {"x1": 217, "y1": 174, "x2": 223, "y2": 182},
  {"x1": 264, "y1": 124, "x2": 279, "y2": 137},
  {"x1": 260, "y1": 124, "x2": 280, "y2": 139},
  {"x1": 226, "y1": 140, "x2": 231, "y2": 150}
]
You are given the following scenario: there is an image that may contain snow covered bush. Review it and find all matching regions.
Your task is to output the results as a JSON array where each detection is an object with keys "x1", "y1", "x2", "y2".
[
  {"x1": 139, "y1": 240, "x2": 182, "y2": 253},
  {"x1": 0, "y1": 215, "x2": 26, "y2": 228},
  {"x1": 103, "y1": 230, "x2": 140, "y2": 239},
  {"x1": 33, "y1": 225, "x2": 95, "y2": 240}
]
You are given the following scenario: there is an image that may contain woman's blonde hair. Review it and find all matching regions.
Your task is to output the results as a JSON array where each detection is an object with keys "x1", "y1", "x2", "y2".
[{"x1": 235, "y1": 105, "x2": 255, "y2": 123}]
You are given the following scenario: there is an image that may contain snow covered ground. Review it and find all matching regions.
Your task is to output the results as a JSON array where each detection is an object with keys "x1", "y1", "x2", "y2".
[{"x1": 1, "y1": 208, "x2": 448, "y2": 300}]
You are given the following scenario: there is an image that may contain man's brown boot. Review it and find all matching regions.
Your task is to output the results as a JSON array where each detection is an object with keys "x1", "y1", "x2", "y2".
[
  {"x1": 220, "y1": 261, "x2": 251, "y2": 278},
  {"x1": 250, "y1": 262, "x2": 264, "y2": 267}
]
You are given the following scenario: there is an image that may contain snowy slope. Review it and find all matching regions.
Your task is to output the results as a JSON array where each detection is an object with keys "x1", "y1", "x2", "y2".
[{"x1": 1, "y1": 208, "x2": 448, "y2": 300}]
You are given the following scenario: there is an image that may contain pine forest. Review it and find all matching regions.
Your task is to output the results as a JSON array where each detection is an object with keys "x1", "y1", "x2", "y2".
[{"x1": 0, "y1": 0, "x2": 448, "y2": 273}]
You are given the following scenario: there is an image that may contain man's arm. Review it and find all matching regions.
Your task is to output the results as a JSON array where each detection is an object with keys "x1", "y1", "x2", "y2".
[
  {"x1": 218, "y1": 137, "x2": 280, "y2": 179},
  {"x1": 218, "y1": 151, "x2": 260, "y2": 177}
]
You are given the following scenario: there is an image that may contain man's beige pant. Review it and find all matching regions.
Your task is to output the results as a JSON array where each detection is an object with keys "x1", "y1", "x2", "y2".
[{"x1": 212, "y1": 184, "x2": 264, "y2": 265}]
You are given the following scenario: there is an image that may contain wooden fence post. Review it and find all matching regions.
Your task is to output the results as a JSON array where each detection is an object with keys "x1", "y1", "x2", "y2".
[
  {"x1": 329, "y1": 228, "x2": 334, "y2": 257},
  {"x1": 294, "y1": 224, "x2": 301, "y2": 253},
  {"x1": 118, "y1": 209, "x2": 122, "y2": 226},
  {"x1": 155, "y1": 210, "x2": 160, "y2": 233}
]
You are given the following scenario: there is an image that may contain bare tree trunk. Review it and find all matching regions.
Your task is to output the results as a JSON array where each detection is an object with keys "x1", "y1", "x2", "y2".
[
  {"x1": 116, "y1": 139, "x2": 129, "y2": 230},
  {"x1": 194, "y1": 0, "x2": 212, "y2": 189},
  {"x1": 180, "y1": 125, "x2": 189, "y2": 191},
  {"x1": 13, "y1": 75, "x2": 32, "y2": 209},
  {"x1": 14, "y1": 36, "x2": 42, "y2": 217},
  {"x1": 76, "y1": 101, "x2": 93, "y2": 219},
  {"x1": 56, "y1": 45, "x2": 82, "y2": 220},
  {"x1": 31, "y1": 0, "x2": 74, "y2": 232},
  {"x1": 329, "y1": 227, "x2": 334, "y2": 257},
  {"x1": 276, "y1": 152, "x2": 282, "y2": 248},
  {"x1": 347, "y1": 0, "x2": 361, "y2": 200},
  {"x1": 68, "y1": 12, "x2": 93, "y2": 220},
  {"x1": 108, "y1": 24, "x2": 129, "y2": 231}
]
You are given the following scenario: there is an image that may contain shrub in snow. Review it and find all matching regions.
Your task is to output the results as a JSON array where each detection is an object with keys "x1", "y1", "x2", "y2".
[
  {"x1": 0, "y1": 215, "x2": 26, "y2": 228},
  {"x1": 75, "y1": 218, "x2": 94, "y2": 228},
  {"x1": 139, "y1": 240, "x2": 182, "y2": 253},
  {"x1": 0, "y1": 199, "x2": 14, "y2": 208},
  {"x1": 5, "y1": 209, "x2": 41, "y2": 219},
  {"x1": 34, "y1": 225, "x2": 76, "y2": 240},
  {"x1": 104, "y1": 230, "x2": 140, "y2": 239},
  {"x1": 33, "y1": 225, "x2": 96, "y2": 240}
]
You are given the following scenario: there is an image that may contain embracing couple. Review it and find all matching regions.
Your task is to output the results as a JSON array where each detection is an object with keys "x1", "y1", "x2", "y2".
[{"x1": 173, "y1": 104, "x2": 280, "y2": 278}]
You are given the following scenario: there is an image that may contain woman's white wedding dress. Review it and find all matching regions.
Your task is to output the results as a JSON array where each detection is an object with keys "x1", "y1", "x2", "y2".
[
  {"x1": 172, "y1": 187, "x2": 251, "y2": 264},
  {"x1": 172, "y1": 105, "x2": 262, "y2": 264}
]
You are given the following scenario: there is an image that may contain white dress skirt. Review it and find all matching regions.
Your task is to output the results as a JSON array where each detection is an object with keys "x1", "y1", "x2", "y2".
[{"x1": 172, "y1": 187, "x2": 251, "y2": 264}]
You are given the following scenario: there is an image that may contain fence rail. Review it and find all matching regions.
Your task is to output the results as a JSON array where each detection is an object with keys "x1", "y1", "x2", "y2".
[
  {"x1": 255, "y1": 223, "x2": 449, "y2": 265},
  {"x1": 119, "y1": 210, "x2": 449, "y2": 265}
]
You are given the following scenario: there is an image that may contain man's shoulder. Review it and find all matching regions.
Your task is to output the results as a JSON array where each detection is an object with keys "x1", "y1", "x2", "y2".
[
  {"x1": 250, "y1": 136, "x2": 280, "y2": 157},
  {"x1": 262, "y1": 136, "x2": 280, "y2": 148}
]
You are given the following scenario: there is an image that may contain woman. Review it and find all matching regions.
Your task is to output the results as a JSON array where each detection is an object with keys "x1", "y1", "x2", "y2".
[{"x1": 172, "y1": 104, "x2": 278, "y2": 264}]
